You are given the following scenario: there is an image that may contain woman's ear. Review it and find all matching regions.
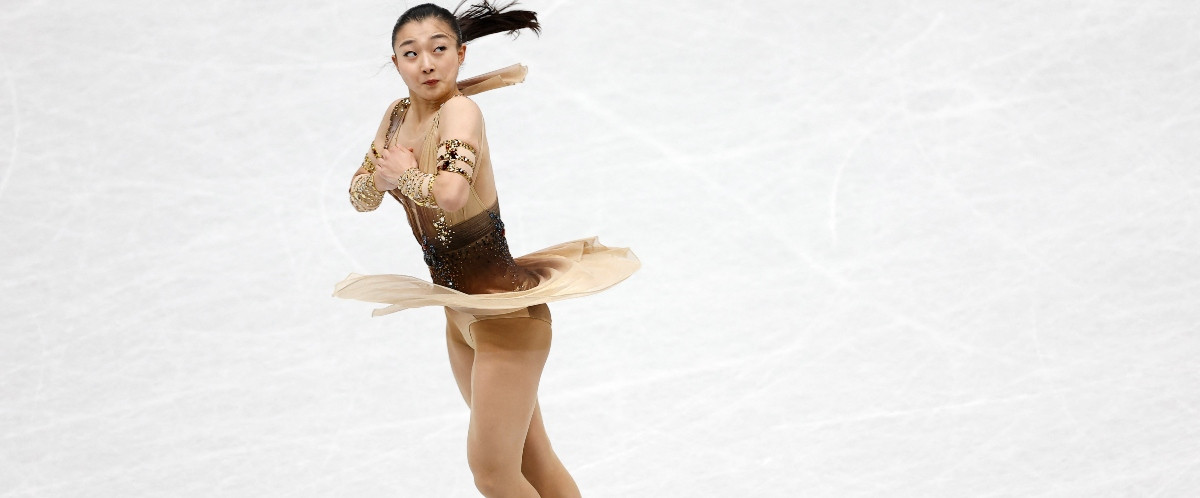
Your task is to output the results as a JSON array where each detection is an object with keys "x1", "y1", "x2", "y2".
[{"x1": 458, "y1": 44, "x2": 467, "y2": 66}]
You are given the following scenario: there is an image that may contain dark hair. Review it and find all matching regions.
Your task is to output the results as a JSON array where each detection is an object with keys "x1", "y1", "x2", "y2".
[{"x1": 391, "y1": 1, "x2": 541, "y2": 51}]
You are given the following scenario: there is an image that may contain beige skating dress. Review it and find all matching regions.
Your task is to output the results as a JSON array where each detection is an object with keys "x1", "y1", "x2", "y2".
[{"x1": 332, "y1": 64, "x2": 640, "y2": 319}]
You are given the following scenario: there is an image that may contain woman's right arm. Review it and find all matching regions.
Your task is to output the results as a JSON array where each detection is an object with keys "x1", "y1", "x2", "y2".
[{"x1": 348, "y1": 99, "x2": 405, "y2": 212}]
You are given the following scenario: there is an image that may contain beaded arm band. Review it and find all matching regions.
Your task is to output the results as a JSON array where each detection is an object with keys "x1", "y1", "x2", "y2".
[
  {"x1": 350, "y1": 173, "x2": 385, "y2": 212},
  {"x1": 392, "y1": 138, "x2": 478, "y2": 208},
  {"x1": 397, "y1": 167, "x2": 439, "y2": 208},
  {"x1": 364, "y1": 141, "x2": 439, "y2": 208},
  {"x1": 348, "y1": 146, "x2": 391, "y2": 212},
  {"x1": 435, "y1": 138, "x2": 478, "y2": 185},
  {"x1": 352, "y1": 137, "x2": 475, "y2": 210}
]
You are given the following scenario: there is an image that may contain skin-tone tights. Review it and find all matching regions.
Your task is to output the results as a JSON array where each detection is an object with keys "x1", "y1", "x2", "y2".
[{"x1": 445, "y1": 310, "x2": 582, "y2": 497}]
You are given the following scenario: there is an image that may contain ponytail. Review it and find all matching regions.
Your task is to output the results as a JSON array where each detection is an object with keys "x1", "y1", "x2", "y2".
[
  {"x1": 392, "y1": 1, "x2": 540, "y2": 50},
  {"x1": 454, "y1": 1, "x2": 541, "y2": 43}
]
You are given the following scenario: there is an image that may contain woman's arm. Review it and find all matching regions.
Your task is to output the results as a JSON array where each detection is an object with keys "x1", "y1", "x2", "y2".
[
  {"x1": 352, "y1": 98, "x2": 405, "y2": 179},
  {"x1": 430, "y1": 96, "x2": 484, "y2": 212},
  {"x1": 348, "y1": 99, "x2": 405, "y2": 211}
]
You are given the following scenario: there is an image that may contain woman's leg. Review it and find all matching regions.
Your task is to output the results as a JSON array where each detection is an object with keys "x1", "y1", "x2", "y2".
[
  {"x1": 521, "y1": 400, "x2": 581, "y2": 497},
  {"x1": 444, "y1": 310, "x2": 580, "y2": 497},
  {"x1": 445, "y1": 312, "x2": 475, "y2": 407},
  {"x1": 465, "y1": 315, "x2": 550, "y2": 498}
]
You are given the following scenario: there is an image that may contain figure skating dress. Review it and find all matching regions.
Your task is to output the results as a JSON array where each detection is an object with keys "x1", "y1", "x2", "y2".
[{"x1": 332, "y1": 64, "x2": 640, "y2": 328}]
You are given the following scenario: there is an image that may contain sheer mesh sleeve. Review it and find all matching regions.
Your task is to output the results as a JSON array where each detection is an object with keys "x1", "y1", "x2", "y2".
[{"x1": 414, "y1": 116, "x2": 495, "y2": 226}]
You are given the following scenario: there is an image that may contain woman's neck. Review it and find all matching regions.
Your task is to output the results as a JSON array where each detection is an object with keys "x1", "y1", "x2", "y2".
[{"x1": 406, "y1": 90, "x2": 460, "y2": 124}]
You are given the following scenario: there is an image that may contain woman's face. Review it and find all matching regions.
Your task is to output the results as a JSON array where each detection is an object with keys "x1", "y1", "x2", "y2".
[{"x1": 391, "y1": 18, "x2": 466, "y2": 101}]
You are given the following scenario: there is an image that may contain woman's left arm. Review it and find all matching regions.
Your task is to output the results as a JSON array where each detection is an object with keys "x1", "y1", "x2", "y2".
[{"x1": 430, "y1": 97, "x2": 484, "y2": 212}]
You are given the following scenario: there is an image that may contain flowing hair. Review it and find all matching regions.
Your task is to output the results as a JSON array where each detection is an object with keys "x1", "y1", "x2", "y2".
[
  {"x1": 392, "y1": 1, "x2": 540, "y2": 49},
  {"x1": 454, "y1": 1, "x2": 541, "y2": 43}
]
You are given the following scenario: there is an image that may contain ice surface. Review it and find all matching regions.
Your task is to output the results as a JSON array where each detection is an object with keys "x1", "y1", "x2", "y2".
[{"x1": 2, "y1": 1, "x2": 1199, "y2": 496}]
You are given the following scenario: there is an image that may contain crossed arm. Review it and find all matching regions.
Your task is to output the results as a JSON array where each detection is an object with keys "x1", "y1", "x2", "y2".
[{"x1": 348, "y1": 96, "x2": 483, "y2": 213}]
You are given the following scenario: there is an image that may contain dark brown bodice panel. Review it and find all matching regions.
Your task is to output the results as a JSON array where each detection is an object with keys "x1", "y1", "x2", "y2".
[{"x1": 396, "y1": 195, "x2": 537, "y2": 294}]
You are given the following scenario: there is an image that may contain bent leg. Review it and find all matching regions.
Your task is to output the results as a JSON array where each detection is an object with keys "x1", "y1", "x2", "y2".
[
  {"x1": 521, "y1": 400, "x2": 581, "y2": 497},
  {"x1": 467, "y1": 316, "x2": 551, "y2": 497}
]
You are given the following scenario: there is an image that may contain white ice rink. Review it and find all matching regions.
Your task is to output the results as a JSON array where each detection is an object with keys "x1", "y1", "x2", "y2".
[{"x1": 3, "y1": 1, "x2": 1199, "y2": 496}]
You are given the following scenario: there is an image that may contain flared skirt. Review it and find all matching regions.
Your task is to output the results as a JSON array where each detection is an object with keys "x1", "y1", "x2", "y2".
[{"x1": 332, "y1": 236, "x2": 640, "y2": 317}]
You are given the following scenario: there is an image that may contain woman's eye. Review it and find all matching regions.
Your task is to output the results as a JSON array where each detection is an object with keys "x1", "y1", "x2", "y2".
[
  {"x1": 434, "y1": 46, "x2": 446, "y2": 52},
  {"x1": 404, "y1": 51, "x2": 416, "y2": 57}
]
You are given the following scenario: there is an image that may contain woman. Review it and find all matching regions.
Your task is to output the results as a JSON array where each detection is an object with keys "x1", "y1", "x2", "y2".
[{"x1": 333, "y1": 2, "x2": 640, "y2": 496}]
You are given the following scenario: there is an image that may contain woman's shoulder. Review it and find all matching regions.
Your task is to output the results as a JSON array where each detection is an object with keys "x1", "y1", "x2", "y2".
[
  {"x1": 387, "y1": 97, "x2": 410, "y2": 117},
  {"x1": 440, "y1": 94, "x2": 483, "y2": 121},
  {"x1": 438, "y1": 95, "x2": 485, "y2": 140},
  {"x1": 376, "y1": 97, "x2": 409, "y2": 125}
]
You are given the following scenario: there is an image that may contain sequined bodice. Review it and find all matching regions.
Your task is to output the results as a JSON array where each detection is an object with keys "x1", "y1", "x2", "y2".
[
  {"x1": 384, "y1": 98, "x2": 537, "y2": 294},
  {"x1": 402, "y1": 199, "x2": 536, "y2": 293}
]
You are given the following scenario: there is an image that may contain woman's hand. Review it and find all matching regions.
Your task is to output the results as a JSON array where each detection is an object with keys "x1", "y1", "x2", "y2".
[{"x1": 372, "y1": 146, "x2": 417, "y2": 191}]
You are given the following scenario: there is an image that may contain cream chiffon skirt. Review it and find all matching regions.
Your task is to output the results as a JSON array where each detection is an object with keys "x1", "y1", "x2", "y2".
[{"x1": 333, "y1": 236, "x2": 640, "y2": 317}]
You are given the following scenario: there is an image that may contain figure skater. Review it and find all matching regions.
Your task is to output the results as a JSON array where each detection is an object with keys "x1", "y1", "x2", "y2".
[{"x1": 333, "y1": 2, "x2": 640, "y2": 496}]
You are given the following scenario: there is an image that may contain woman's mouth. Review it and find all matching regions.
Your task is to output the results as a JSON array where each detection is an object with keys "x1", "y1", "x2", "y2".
[{"x1": 423, "y1": 79, "x2": 439, "y2": 86}]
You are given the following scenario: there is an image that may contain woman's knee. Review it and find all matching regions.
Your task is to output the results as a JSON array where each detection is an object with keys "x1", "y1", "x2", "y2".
[
  {"x1": 467, "y1": 451, "x2": 524, "y2": 494},
  {"x1": 471, "y1": 470, "x2": 520, "y2": 496}
]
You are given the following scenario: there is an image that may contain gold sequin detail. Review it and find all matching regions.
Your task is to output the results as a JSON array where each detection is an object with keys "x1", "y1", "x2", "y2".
[
  {"x1": 420, "y1": 205, "x2": 533, "y2": 293},
  {"x1": 349, "y1": 173, "x2": 383, "y2": 212},
  {"x1": 435, "y1": 138, "x2": 478, "y2": 185},
  {"x1": 397, "y1": 168, "x2": 439, "y2": 208},
  {"x1": 432, "y1": 211, "x2": 451, "y2": 243},
  {"x1": 384, "y1": 99, "x2": 411, "y2": 149}
]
